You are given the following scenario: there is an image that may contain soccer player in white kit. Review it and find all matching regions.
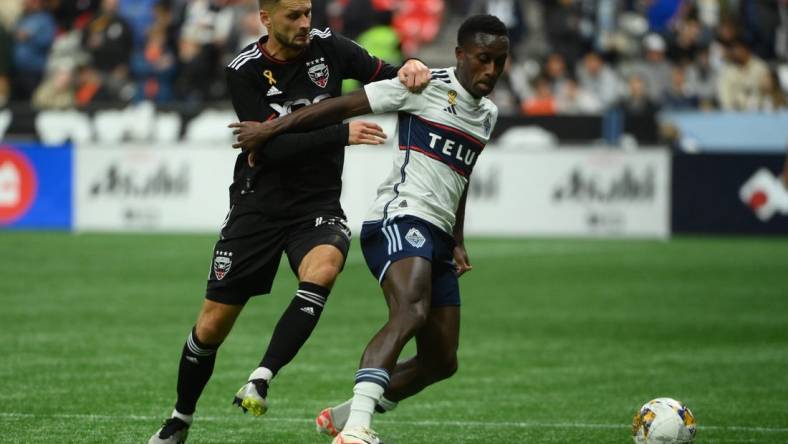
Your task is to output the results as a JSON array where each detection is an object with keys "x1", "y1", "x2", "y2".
[{"x1": 231, "y1": 14, "x2": 510, "y2": 443}]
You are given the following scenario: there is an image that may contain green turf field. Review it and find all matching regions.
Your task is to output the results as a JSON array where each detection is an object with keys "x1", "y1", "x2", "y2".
[{"x1": 1, "y1": 233, "x2": 787, "y2": 443}]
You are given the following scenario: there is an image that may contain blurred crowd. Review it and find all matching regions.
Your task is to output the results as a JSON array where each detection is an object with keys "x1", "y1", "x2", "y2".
[
  {"x1": 487, "y1": 0, "x2": 788, "y2": 116},
  {"x1": 0, "y1": 0, "x2": 786, "y2": 116}
]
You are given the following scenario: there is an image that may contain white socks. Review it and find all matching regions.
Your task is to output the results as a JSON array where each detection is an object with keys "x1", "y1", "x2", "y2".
[
  {"x1": 331, "y1": 395, "x2": 398, "y2": 431},
  {"x1": 249, "y1": 366, "x2": 274, "y2": 382},
  {"x1": 377, "y1": 396, "x2": 398, "y2": 412},
  {"x1": 171, "y1": 409, "x2": 193, "y2": 425},
  {"x1": 345, "y1": 381, "x2": 385, "y2": 429}
]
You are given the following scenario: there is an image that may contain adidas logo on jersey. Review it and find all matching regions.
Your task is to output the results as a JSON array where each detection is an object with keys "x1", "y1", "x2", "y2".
[
  {"x1": 300, "y1": 306, "x2": 315, "y2": 316},
  {"x1": 267, "y1": 85, "x2": 283, "y2": 96},
  {"x1": 443, "y1": 105, "x2": 458, "y2": 115}
]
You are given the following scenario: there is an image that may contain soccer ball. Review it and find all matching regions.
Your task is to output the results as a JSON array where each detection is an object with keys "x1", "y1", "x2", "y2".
[{"x1": 631, "y1": 397, "x2": 696, "y2": 444}]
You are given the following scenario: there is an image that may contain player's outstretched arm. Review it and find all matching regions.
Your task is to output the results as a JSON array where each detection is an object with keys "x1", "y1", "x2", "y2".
[
  {"x1": 453, "y1": 185, "x2": 472, "y2": 277},
  {"x1": 230, "y1": 89, "x2": 374, "y2": 151}
]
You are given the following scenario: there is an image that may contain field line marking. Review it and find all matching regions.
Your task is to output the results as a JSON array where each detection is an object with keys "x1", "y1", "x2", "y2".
[{"x1": 0, "y1": 412, "x2": 787, "y2": 433}]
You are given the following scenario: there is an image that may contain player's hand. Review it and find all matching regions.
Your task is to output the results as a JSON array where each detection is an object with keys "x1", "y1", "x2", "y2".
[
  {"x1": 398, "y1": 59, "x2": 431, "y2": 93},
  {"x1": 229, "y1": 121, "x2": 274, "y2": 150},
  {"x1": 453, "y1": 245, "x2": 472, "y2": 277},
  {"x1": 348, "y1": 120, "x2": 387, "y2": 145}
]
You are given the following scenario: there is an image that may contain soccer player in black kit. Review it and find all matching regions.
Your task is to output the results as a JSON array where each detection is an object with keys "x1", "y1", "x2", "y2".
[{"x1": 148, "y1": 0, "x2": 429, "y2": 442}]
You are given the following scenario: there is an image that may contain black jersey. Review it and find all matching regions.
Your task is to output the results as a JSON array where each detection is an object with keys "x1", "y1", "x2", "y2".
[{"x1": 225, "y1": 28, "x2": 400, "y2": 221}]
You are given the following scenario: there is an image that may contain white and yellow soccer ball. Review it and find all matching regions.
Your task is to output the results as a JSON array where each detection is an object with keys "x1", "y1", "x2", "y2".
[{"x1": 631, "y1": 397, "x2": 696, "y2": 444}]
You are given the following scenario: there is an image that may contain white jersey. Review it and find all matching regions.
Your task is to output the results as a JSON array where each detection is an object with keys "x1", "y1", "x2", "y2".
[{"x1": 363, "y1": 67, "x2": 498, "y2": 234}]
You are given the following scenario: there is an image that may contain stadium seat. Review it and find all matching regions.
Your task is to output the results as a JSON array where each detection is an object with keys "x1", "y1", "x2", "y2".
[{"x1": 35, "y1": 110, "x2": 93, "y2": 145}]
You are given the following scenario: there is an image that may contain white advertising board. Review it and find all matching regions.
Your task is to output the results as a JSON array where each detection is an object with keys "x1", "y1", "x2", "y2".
[
  {"x1": 75, "y1": 145, "x2": 237, "y2": 232},
  {"x1": 341, "y1": 147, "x2": 671, "y2": 238},
  {"x1": 463, "y1": 148, "x2": 671, "y2": 237},
  {"x1": 75, "y1": 144, "x2": 670, "y2": 238}
]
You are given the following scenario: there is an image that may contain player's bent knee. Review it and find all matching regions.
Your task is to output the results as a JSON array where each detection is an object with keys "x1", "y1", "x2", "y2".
[
  {"x1": 194, "y1": 315, "x2": 233, "y2": 344},
  {"x1": 428, "y1": 354, "x2": 458, "y2": 381},
  {"x1": 301, "y1": 264, "x2": 342, "y2": 288},
  {"x1": 390, "y1": 302, "x2": 430, "y2": 332}
]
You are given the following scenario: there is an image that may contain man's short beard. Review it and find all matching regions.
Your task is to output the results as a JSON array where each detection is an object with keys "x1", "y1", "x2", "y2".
[{"x1": 274, "y1": 30, "x2": 309, "y2": 50}]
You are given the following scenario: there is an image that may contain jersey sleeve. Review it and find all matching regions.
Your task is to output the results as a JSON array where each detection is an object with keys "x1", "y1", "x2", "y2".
[
  {"x1": 330, "y1": 31, "x2": 399, "y2": 83},
  {"x1": 363, "y1": 78, "x2": 423, "y2": 114}
]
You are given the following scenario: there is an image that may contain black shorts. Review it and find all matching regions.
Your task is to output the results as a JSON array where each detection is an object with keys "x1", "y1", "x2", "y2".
[{"x1": 205, "y1": 205, "x2": 352, "y2": 305}]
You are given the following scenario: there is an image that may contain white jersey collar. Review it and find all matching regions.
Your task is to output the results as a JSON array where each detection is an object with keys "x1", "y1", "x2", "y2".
[{"x1": 448, "y1": 67, "x2": 483, "y2": 105}]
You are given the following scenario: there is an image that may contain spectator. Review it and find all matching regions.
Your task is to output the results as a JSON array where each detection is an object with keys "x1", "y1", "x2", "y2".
[
  {"x1": 690, "y1": 46, "x2": 717, "y2": 109},
  {"x1": 131, "y1": 23, "x2": 176, "y2": 103},
  {"x1": 506, "y1": 56, "x2": 535, "y2": 107},
  {"x1": 233, "y1": 7, "x2": 264, "y2": 51},
  {"x1": 629, "y1": 33, "x2": 673, "y2": 102},
  {"x1": 174, "y1": 0, "x2": 235, "y2": 101},
  {"x1": 51, "y1": 0, "x2": 99, "y2": 31},
  {"x1": 32, "y1": 63, "x2": 75, "y2": 109},
  {"x1": 544, "y1": 0, "x2": 592, "y2": 64},
  {"x1": 83, "y1": 0, "x2": 134, "y2": 73},
  {"x1": 754, "y1": 69, "x2": 787, "y2": 112},
  {"x1": 716, "y1": 39, "x2": 770, "y2": 111},
  {"x1": 11, "y1": 0, "x2": 57, "y2": 100},
  {"x1": 695, "y1": 0, "x2": 721, "y2": 28},
  {"x1": 709, "y1": 17, "x2": 738, "y2": 72},
  {"x1": 118, "y1": 0, "x2": 158, "y2": 48},
  {"x1": 618, "y1": 74, "x2": 658, "y2": 116},
  {"x1": 646, "y1": 0, "x2": 683, "y2": 34},
  {"x1": 576, "y1": 51, "x2": 620, "y2": 109},
  {"x1": 738, "y1": 0, "x2": 780, "y2": 60},
  {"x1": 556, "y1": 76, "x2": 603, "y2": 114},
  {"x1": 667, "y1": 16, "x2": 707, "y2": 65},
  {"x1": 662, "y1": 64, "x2": 698, "y2": 110},
  {"x1": 543, "y1": 52, "x2": 569, "y2": 93},
  {"x1": 74, "y1": 64, "x2": 113, "y2": 107},
  {"x1": 521, "y1": 75, "x2": 557, "y2": 116}
]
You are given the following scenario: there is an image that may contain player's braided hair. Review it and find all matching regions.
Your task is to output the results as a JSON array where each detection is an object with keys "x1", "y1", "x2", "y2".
[{"x1": 457, "y1": 14, "x2": 508, "y2": 47}]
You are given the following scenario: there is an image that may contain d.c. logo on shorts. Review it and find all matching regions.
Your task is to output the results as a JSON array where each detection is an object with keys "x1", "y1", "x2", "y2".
[{"x1": 213, "y1": 251, "x2": 233, "y2": 280}]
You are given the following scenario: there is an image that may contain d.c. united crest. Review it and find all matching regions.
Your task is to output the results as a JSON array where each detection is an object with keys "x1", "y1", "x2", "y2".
[
  {"x1": 213, "y1": 250, "x2": 233, "y2": 280},
  {"x1": 307, "y1": 58, "x2": 330, "y2": 88}
]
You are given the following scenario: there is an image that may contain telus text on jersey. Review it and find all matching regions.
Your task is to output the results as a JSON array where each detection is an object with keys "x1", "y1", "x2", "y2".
[{"x1": 427, "y1": 132, "x2": 478, "y2": 166}]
